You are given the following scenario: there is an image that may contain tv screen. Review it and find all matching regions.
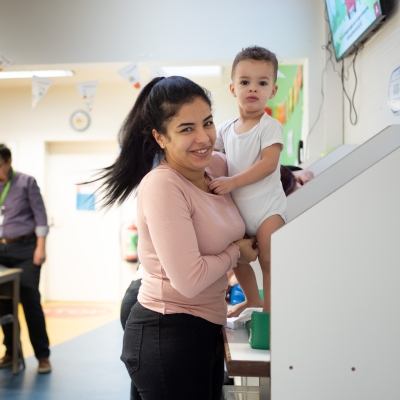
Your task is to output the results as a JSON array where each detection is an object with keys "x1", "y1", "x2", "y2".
[{"x1": 326, "y1": 0, "x2": 387, "y2": 60}]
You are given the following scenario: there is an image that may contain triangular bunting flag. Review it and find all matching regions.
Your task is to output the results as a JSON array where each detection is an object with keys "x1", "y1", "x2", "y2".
[
  {"x1": 32, "y1": 76, "x2": 53, "y2": 108},
  {"x1": 118, "y1": 62, "x2": 141, "y2": 89},
  {"x1": 147, "y1": 65, "x2": 168, "y2": 83},
  {"x1": 76, "y1": 81, "x2": 99, "y2": 112},
  {"x1": 277, "y1": 70, "x2": 286, "y2": 79},
  {"x1": 0, "y1": 50, "x2": 13, "y2": 71}
]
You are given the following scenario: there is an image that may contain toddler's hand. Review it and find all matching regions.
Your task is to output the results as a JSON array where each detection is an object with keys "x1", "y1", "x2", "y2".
[{"x1": 208, "y1": 177, "x2": 237, "y2": 195}]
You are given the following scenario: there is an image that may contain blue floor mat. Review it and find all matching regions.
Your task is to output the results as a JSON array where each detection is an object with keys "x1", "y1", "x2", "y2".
[{"x1": 0, "y1": 320, "x2": 130, "y2": 400}]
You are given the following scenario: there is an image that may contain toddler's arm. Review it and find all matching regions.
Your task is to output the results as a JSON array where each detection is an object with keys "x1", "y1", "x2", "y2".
[{"x1": 209, "y1": 143, "x2": 281, "y2": 195}]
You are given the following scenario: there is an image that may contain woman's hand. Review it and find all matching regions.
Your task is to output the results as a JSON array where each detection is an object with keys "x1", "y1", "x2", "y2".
[
  {"x1": 293, "y1": 169, "x2": 314, "y2": 185},
  {"x1": 233, "y1": 237, "x2": 259, "y2": 264}
]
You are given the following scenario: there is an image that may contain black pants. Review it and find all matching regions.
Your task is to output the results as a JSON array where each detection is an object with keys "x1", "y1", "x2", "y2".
[
  {"x1": 121, "y1": 279, "x2": 142, "y2": 331},
  {"x1": 121, "y1": 302, "x2": 224, "y2": 400},
  {"x1": 0, "y1": 237, "x2": 50, "y2": 359},
  {"x1": 121, "y1": 279, "x2": 142, "y2": 400}
]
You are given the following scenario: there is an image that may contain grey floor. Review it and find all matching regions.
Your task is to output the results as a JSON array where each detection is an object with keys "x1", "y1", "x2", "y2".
[{"x1": 0, "y1": 320, "x2": 130, "y2": 399}]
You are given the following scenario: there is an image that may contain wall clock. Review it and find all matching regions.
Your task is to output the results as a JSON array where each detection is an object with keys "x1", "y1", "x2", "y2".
[{"x1": 70, "y1": 110, "x2": 91, "y2": 131}]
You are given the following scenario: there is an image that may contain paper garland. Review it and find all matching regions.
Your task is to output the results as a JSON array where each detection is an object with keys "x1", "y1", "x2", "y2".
[
  {"x1": 118, "y1": 62, "x2": 141, "y2": 89},
  {"x1": 147, "y1": 65, "x2": 168, "y2": 82},
  {"x1": 5, "y1": 52, "x2": 306, "y2": 120},
  {"x1": 76, "y1": 81, "x2": 99, "y2": 112},
  {"x1": 0, "y1": 50, "x2": 13, "y2": 71},
  {"x1": 1, "y1": 51, "x2": 145, "y2": 111},
  {"x1": 32, "y1": 76, "x2": 53, "y2": 108}
]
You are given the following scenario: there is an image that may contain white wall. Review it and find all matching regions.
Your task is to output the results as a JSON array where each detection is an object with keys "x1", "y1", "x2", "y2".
[
  {"x1": 0, "y1": 81, "x2": 139, "y2": 300},
  {"x1": 0, "y1": 82, "x2": 136, "y2": 188},
  {"x1": 0, "y1": 0, "x2": 327, "y2": 159},
  {"x1": 341, "y1": 5, "x2": 400, "y2": 143}
]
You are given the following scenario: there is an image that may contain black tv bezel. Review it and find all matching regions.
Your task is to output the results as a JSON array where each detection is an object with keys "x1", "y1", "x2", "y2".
[{"x1": 326, "y1": 0, "x2": 396, "y2": 61}]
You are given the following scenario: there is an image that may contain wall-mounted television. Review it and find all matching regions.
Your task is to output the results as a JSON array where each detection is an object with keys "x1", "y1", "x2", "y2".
[{"x1": 326, "y1": 0, "x2": 396, "y2": 61}]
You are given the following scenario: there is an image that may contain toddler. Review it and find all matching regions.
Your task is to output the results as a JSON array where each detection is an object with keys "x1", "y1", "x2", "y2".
[{"x1": 210, "y1": 46, "x2": 287, "y2": 316}]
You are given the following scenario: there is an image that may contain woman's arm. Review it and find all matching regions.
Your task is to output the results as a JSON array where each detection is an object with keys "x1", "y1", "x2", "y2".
[
  {"x1": 208, "y1": 143, "x2": 281, "y2": 195},
  {"x1": 140, "y1": 173, "x2": 257, "y2": 298}
]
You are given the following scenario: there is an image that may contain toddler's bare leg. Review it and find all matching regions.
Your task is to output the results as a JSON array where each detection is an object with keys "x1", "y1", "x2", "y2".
[
  {"x1": 227, "y1": 264, "x2": 263, "y2": 318},
  {"x1": 257, "y1": 215, "x2": 285, "y2": 312}
]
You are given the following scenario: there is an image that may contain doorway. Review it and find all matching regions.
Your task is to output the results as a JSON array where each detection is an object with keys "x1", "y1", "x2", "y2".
[{"x1": 45, "y1": 141, "x2": 121, "y2": 302}]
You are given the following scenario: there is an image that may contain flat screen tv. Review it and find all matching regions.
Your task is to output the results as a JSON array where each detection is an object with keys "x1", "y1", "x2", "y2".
[{"x1": 326, "y1": 0, "x2": 396, "y2": 61}]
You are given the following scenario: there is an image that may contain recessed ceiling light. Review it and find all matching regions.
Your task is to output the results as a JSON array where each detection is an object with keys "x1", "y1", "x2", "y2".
[
  {"x1": 161, "y1": 66, "x2": 222, "y2": 77},
  {"x1": 0, "y1": 70, "x2": 74, "y2": 79}
]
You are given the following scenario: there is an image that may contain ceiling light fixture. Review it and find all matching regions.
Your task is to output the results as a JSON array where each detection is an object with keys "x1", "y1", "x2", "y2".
[
  {"x1": 0, "y1": 70, "x2": 74, "y2": 79},
  {"x1": 161, "y1": 66, "x2": 222, "y2": 77}
]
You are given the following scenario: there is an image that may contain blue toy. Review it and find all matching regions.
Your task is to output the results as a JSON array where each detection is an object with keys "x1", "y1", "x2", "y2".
[{"x1": 229, "y1": 284, "x2": 245, "y2": 305}]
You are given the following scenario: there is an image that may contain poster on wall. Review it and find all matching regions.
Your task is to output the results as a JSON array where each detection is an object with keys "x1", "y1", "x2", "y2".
[
  {"x1": 268, "y1": 65, "x2": 304, "y2": 166},
  {"x1": 76, "y1": 183, "x2": 96, "y2": 211}
]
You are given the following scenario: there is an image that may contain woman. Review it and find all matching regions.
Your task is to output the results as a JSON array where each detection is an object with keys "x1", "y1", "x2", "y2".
[
  {"x1": 280, "y1": 165, "x2": 314, "y2": 196},
  {"x1": 98, "y1": 76, "x2": 259, "y2": 400}
]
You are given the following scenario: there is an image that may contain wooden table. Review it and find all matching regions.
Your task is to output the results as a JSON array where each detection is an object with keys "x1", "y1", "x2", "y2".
[
  {"x1": 222, "y1": 326, "x2": 270, "y2": 378},
  {"x1": 222, "y1": 327, "x2": 271, "y2": 399},
  {"x1": 0, "y1": 267, "x2": 22, "y2": 374}
]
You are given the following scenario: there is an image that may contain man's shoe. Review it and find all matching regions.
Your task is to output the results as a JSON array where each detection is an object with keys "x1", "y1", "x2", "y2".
[
  {"x1": 0, "y1": 354, "x2": 12, "y2": 369},
  {"x1": 38, "y1": 358, "x2": 51, "y2": 374}
]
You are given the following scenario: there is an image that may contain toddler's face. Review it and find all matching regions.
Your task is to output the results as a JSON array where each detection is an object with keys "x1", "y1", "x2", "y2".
[{"x1": 230, "y1": 60, "x2": 277, "y2": 114}]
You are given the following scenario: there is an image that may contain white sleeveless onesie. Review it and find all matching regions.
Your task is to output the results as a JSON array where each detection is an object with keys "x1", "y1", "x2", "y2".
[{"x1": 215, "y1": 113, "x2": 287, "y2": 236}]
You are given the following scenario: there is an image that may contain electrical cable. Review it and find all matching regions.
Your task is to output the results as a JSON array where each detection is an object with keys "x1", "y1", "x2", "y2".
[
  {"x1": 305, "y1": 5, "x2": 360, "y2": 159},
  {"x1": 305, "y1": 37, "x2": 340, "y2": 159},
  {"x1": 305, "y1": 37, "x2": 360, "y2": 158},
  {"x1": 341, "y1": 50, "x2": 359, "y2": 125}
]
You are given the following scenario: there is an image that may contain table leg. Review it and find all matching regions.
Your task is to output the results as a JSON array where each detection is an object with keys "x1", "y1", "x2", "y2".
[{"x1": 259, "y1": 377, "x2": 270, "y2": 400}]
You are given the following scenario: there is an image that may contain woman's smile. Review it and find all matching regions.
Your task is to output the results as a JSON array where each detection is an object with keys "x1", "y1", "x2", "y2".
[{"x1": 190, "y1": 146, "x2": 212, "y2": 156}]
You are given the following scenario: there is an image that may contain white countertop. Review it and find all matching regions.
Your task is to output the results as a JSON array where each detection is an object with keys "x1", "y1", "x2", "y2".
[{"x1": 225, "y1": 327, "x2": 270, "y2": 362}]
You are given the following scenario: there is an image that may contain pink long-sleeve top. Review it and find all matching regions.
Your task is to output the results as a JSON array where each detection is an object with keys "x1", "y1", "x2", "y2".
[{"x1": 137, "y1": 152, "x2": 245, "y2": 325}]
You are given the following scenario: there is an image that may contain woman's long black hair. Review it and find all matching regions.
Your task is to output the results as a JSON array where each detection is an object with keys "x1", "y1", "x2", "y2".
[
  {"x1": 97, "y1": 76, "x2": 211, "y2": 209},
  {"x1": 280, "y1": 165, "x2": 297, "y2": 196}
]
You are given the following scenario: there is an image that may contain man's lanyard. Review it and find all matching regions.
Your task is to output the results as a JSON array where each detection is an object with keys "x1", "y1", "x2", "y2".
[{"x1": 0, "y1": 169, "x2": 15, "y2": 208}]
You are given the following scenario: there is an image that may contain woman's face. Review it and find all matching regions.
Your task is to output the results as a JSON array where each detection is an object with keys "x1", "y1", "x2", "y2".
[{"x1": 153, "y1": 97, "x2": 216, "y2": 177}]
